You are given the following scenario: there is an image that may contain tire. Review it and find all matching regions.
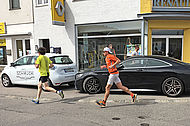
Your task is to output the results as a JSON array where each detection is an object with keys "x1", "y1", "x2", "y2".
[
  {"x1": 2, "y1": 74, "x2": 12, "y2": 87},
  {"x1": 162, "y1": 77, "x2": 184, "y2": 97},
  {"x1": 83, "y1": 76, "x2": 101, "y2": 94}
]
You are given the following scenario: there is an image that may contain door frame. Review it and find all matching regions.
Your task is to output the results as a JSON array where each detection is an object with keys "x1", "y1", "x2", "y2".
[
  {"x1": 15, "y1": 38, "x2": 30, "y2": 59},
  {"x1": 152, "y1": 35, "x2": 183, "y2": 60}
]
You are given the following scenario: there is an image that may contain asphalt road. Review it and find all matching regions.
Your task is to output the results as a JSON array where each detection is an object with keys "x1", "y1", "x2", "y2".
[{"x1": 1, "y1": 82, "x2": 190, "y2": 126}]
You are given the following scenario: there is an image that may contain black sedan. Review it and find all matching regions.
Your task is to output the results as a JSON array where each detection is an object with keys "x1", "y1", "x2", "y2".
[{"x1": 75, "y1": 56, "x2": 190, "y2": 97}]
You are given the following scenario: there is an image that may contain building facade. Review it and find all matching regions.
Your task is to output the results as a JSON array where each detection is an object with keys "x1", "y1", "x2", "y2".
[
  {"x1": 0, "y1": 0, "x2": 34, "y2": 64},
  {"x1": 0, "y1": 0, "x2": 75, "y2": 65},
  {"x1": 140, "y1": 0, "x2": 190, "y2": 63}
]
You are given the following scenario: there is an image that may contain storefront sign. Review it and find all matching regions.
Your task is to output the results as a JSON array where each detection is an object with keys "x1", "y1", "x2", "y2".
[
  {"x1": 51, "y1": 0, "x2": 65, "y2": 25},
  {"x1": 0, "y1": 39, "x2": 6, "y2": 46},
  {"x1": 153, "y1": 0, "x2": 190, "y2": 11},
  {"x1": 0, "y1": 23, "x2": 6, "y2": 34}
]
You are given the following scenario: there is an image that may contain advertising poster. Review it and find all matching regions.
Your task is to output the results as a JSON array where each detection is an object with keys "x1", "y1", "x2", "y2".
[{"x1": 127, "y1": 44, "x2": 141, "y2": 56}]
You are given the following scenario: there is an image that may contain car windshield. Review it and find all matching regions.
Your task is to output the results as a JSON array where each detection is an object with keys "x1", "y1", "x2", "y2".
[{"x1": 50, "y1": 56, "x2": 73, "y2": 64}]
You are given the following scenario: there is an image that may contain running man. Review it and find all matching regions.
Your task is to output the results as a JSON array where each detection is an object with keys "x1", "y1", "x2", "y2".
[
  {"x1": 32, "y1": 47, "x2": 64, "y2": 104},
  {"x1": 96, "y1": 47, "x2": 137, "y2": 107}
]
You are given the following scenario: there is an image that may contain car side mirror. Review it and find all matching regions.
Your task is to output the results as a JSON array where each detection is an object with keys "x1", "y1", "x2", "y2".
[
  {"x1": 117, "y1": 64, "x2": 124, "y2": 70},
  {"x1": 10, "y1": 63, "x2": 15, "y2": 67}
]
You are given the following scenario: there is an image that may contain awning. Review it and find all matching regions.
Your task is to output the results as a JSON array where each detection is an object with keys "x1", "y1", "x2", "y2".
[
  {"x1": 137, "y1": 13, "x2": 190, "y2": 20},
  {"x1": 0, "y1": 32, "x2": 32, "y2": 38}
]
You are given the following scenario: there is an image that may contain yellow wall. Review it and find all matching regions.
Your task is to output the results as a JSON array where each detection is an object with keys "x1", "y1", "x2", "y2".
[
  {"x1": 183, "y1": 29, "x2": 190, "y2": 63},
  {"x1": 140, "y1": 0, "x2": 152, "y2": 13},
  {"x1": 148, "y1": 20, "x2": 190, "y2": 62}
]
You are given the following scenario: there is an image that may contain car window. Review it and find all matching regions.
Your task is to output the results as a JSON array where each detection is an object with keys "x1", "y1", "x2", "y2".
[
  {"x1": 15, "y1": 56, "x2": 30, "y2": 65},
  {"x1": 122, "y1": 59, "x2": 147, "y2": 68},
  {"x1": 30, "y1": 56, "x2": 38, "y2": 65},
  {"x1": 146, "y1": 59, "x2": 170, "y2": 67},
  {"x1": 50, "y1": 56, "x2": 73, "y2": 64}
]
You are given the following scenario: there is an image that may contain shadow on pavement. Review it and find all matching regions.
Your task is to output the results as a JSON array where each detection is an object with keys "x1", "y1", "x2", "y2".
[
  {"x1": 107, "y1": 99, "x2": 158, "y2": 108},
  {"x1": 11, "y1": 84, "x2": 75, "y2": 91},
  {"x1": 39, "y1": 96, "x2": 92, "y2": 105}
]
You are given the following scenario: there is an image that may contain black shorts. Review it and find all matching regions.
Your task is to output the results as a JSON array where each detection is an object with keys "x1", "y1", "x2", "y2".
[{"x1": 39, "y1": 73, "x2": 49, "y2": 83}]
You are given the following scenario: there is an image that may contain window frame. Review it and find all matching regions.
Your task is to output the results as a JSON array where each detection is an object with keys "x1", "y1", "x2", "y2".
[
  {"x1": 9, "y1": 0, "x2": 21, "y2": 10},
  {"x1": 36, "y1": 0, "x2": 48, "y2": 6}
]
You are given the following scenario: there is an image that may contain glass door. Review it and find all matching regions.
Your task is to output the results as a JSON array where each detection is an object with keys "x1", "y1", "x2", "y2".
[
  {"x1": 16, "y1": 39, "x2": 31, "y2": 59},
  {"x1": 16, "y1": 40, "x2": 23, "y2": 58}
]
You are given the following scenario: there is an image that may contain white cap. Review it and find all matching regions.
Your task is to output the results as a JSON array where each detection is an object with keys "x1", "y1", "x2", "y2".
[{"x1": 103, "y1": 47, "x2": 112, "y2": 53}]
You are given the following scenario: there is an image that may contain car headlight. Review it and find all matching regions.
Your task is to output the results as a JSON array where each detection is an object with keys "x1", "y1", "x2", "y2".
[{"x1": 76, "y1": 73, "x2": 83, "y2": 79}]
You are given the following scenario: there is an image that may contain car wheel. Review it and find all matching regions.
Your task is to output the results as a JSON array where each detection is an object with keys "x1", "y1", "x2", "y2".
[
  {"x1": 2, "y1": 74, "x2": 12, "y2": 87},
  {"x1": 83, "y1": 76, "x2": 101, "y2": 94},
  {"x1": 162, "y1": 77, "x2": 184, "y2": 97}
]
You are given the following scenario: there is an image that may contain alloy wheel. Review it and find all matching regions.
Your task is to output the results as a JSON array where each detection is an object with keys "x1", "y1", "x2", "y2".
[
  {"x1": 2, "y1": 74, "x2": 12, "y2": 87},
  {"x1": 162, "y1": 77, "x2": 184, "y2": 97},
  {"x1": 83, "y1": 76, "x2": 101, "y2": 94}
]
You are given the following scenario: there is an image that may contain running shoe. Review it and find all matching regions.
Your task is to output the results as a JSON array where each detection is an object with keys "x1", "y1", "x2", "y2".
[
  {"x1": 132, "y1": 94, "x2": 137, "y2": 103},
  {"x1": 58, "y1": 90, "x2": 64, "y2": 99},
  {"x1": 96, "y1": 100, "x2": 106, "y2": 107},
  {"x1": 32, "y1": 98, "x2": 39, "y2": 104}
]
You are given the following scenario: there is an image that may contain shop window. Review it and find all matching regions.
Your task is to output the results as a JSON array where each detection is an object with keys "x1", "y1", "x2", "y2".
[
  {"x1": 152, "y1": 30, "x2": 183, "y2": 60},
  {"x1": 0, "y1": 47, "x2": 7, "y2": 65},
  {"x1": 152, "y1": 38, "x2": 166, "y2": 56},
  {"x1": 0, "y1": 39, "x2": 7, "y2": 65},
  {"x1": 9, "y1": 0, "x2": 20, "y2": 10},
  {"x1": 77, "y1": 20, "x2": 142, "y2": 71},
  {"x1": 78, "y1": 36, "x2": 141, "y2": 71}
]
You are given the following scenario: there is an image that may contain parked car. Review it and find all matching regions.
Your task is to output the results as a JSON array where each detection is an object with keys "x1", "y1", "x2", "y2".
[
  {"x1": 1, "y1": 53, "x2": 77, "y2": 88},
  {"x1": 75, "y1": 55, "x2": 190, "y2": 97}
]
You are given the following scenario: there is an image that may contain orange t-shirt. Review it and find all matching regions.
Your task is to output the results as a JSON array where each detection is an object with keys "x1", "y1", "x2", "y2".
[{"x1": 105, "y1": 54, "x2": 119, "y2": 74}]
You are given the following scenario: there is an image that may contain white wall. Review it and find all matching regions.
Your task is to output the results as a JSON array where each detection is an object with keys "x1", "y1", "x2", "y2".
[
  {"x1": 67, "y1": 0, "x2": 140, "y2": 24},
  {"x1": 33, "y1": 1, "x2": 76, "y2": 62},
  {"x1": 0, "y1": 0, "x2": 33, "y2": 25}
]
